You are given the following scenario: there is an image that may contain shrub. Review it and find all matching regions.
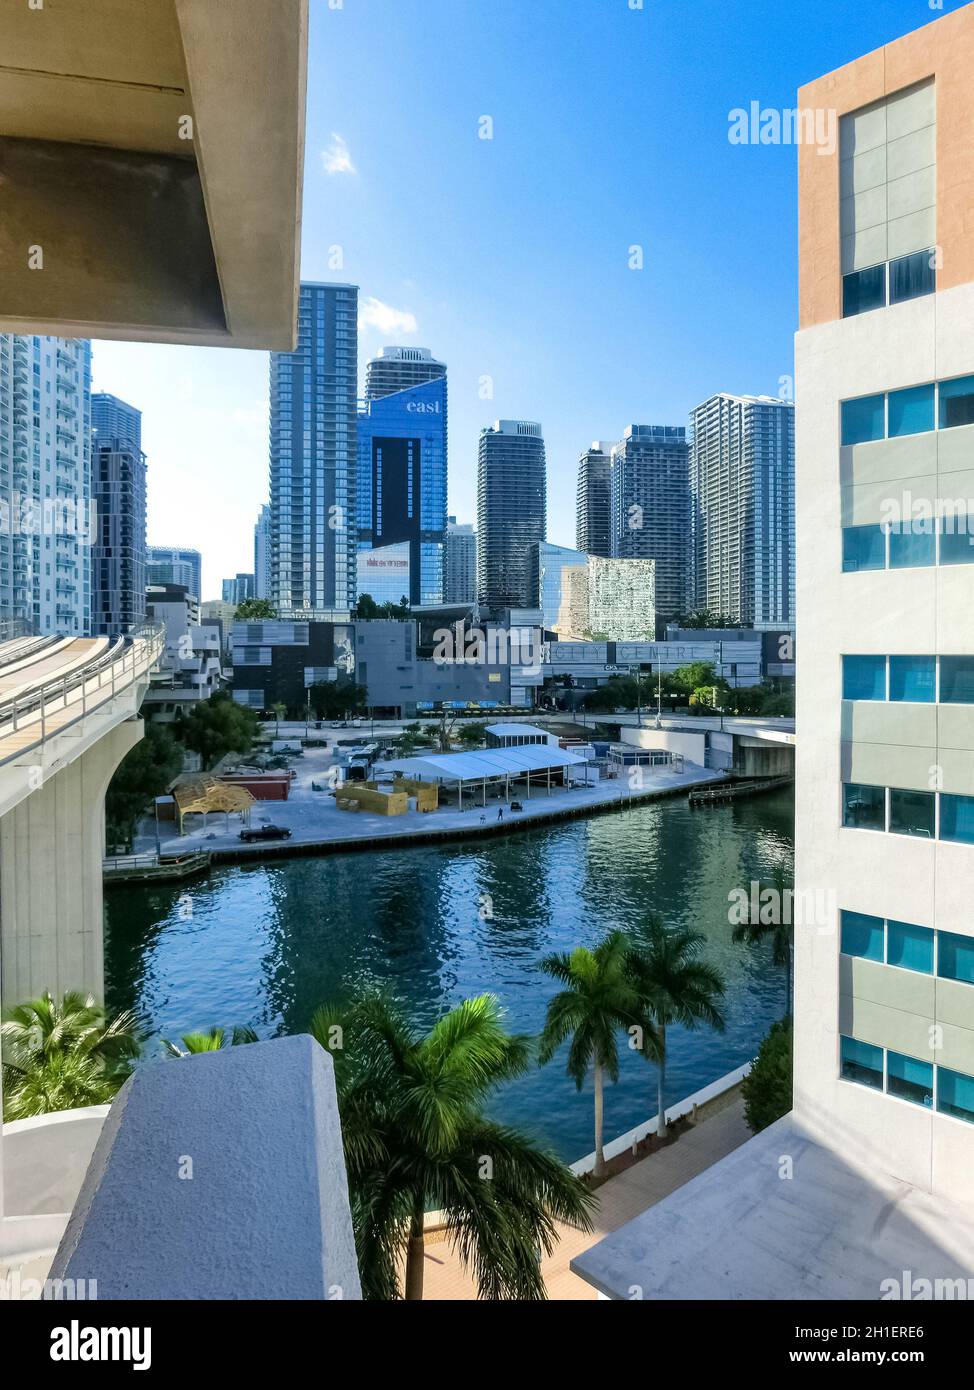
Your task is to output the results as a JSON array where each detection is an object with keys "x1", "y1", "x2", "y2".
[{"x1": 741, "y1": 1016, "x2": 793, "y2": 1133}]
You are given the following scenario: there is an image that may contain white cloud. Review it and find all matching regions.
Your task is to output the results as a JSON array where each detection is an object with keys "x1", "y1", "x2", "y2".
[
  {"x1": 232, "y1": 399, "x2": 270, "y2": 429},
  {"x1": 321, "y1": 133, "x2": 356, "y2": 175},
  {"x1": 358, "y1": 296, "x2": 418, "y2": 336}
]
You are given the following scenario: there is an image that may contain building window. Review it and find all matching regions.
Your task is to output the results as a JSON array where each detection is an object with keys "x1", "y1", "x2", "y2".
[
  {"x1": 940, "y1": 794, "x2": 974, "y2": 846},
  {"x1": 841, "y1": 394, "x2": 886, "y2": 445},
  {"x1": 937, "y1": 1068, "x2": 974, "y2": 1125},
  {"x1": 842, "y1": 265, "x2": 886, "y2": 319},
  {"x1": 842, "y1": 655, "x2": 886, "y2": 700},
  {"x1": 938, "y1": 519, "x2": 974, "y2": 565},
  {"x1": 886, "y1": 920, "x2": 934, "y2": 974},
  {"x1": 886, "y1": 1051, "x2": 934, "y2": 1108},
  {"x1": 938, "y1": 931, "x2": 974, "y2": 986},
  {"x1": 889, "y1": 787, "x2": 935, "y2": 838},
  {"x1": 843, "y1": 782, "x2": 885, "y2": 830},
  {"x1": 840, "y1": 1036, "x2": 884, "y2": 1090},
  {"x1": 888, "y1": 655, "x2": 936, "y2": 703},
  {"x1": 889, "y1": 519, "x2": 935, "y2": 569},
  {"x1": 939, "y1": 657, "x2": 974, "y2": 704},
  {"x1": 938, "y1": 374, "x2": 974, "y2": 430},
  {"x1": 840, "y1": 909, "x2": 885, "y2": 962},
  {"x1": 887, "y1": 383, "x2": 935, "y2": 437},
  {"x1": 888, "y1": 251, "x2": 936, "y2": 308},
  {"x1": 842, "y1": 523, "x2": 886, "y2": 572}
]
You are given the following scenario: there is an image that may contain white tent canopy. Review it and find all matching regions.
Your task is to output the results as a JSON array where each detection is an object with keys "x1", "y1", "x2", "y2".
[{"x1": 376, "y1": 746, "x2": 585, "y2": 783}]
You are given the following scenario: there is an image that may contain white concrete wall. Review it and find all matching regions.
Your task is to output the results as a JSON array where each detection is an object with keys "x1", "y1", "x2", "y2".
[
  {"x1": 794, "y1": 279, "x2": 974, "y2": 1203},
  {"x1": 0, "y1": 718, "x2": 142, "y2": 1004}
]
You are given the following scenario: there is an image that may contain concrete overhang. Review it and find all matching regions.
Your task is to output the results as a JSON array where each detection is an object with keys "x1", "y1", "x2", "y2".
[
  {"x1": 571, "y1": 1116, "x2": 974, "y2": 1300},
  {"x1": 0, "y1": 0, "x2": 307, "y2": 351}
]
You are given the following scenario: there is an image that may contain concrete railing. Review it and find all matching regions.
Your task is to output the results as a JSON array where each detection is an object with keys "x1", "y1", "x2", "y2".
[
  {"x1": 0, "y1": 622, "x2": 165, "y2": 766},
  {"x1": 50, "y1": 1035, "x2": 362, "y2": 1299}
]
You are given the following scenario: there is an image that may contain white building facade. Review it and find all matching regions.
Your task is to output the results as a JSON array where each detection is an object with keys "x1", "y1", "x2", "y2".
[{"x1": 0, "y1": 335, "x2": 91, "y2": 635}]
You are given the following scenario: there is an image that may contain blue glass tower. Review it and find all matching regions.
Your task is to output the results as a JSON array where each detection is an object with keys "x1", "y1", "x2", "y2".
[{"x1": 357, "y1": 372, "x2": 447, "y2": 605}]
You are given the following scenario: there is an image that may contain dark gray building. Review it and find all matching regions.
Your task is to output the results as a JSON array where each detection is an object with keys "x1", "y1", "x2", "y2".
[
  {"x1": 231, "y1": 618, "x2": 355, "y2": 712},
  {"x1": 270, "y1": 282, "x2": 358, "y2": 613},
  {"x1": 91, "y1": 392, "x2": 147, "y2": 634},
  {"x1": 477, "y1": 419, "x2": 546, "y2": 610},
  {"x1": 364, "y1": 345, "x2": 446, "y2": 401},
  {"x1": 444, "y1": 516, "x2": 476, "y2": 604},
  {"x1": 609, "y1": 425, "x2": 690, "y2": 628},
  {"x1": 576, "y1": 442, "x2": 613, "y2": 556},
  {"x1": 355, "y1": 617, "x2": 524, "y2": 718}
]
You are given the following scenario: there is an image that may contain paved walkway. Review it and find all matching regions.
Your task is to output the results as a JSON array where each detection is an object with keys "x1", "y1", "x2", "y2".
[
  {"x1": 134, "y1": 740, "x2": 725, "y2": 859},
  {"x1": 420, "y1": 1093, "x2": 752, "y2": 1300}
]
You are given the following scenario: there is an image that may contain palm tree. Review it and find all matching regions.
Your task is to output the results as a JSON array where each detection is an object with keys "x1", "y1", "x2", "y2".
[
  {"x1": 310, "y1": 991, "x2": 595, "y2": 1300},
  {"x1": 1, "y1": 990, "x2": 141, "y2": 1121},
  {"x1": 163, "y1": 1026, "x2": 258, "y2": 1057},
  {"x1": 731, "y1": 859, "x2": 794, "y2": 1016},
  {"x1": 538, "y1": 930, "x2": 658, "y2": 1178},
  {"x1": 627, "y1": 923, "x2": 726, "y2": 1139}
]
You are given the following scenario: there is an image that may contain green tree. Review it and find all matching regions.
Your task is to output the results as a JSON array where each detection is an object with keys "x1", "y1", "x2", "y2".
[
  {"x1": 538, "y1": 930, "x2": 657, "y2": 1178},
  {"x1": 234, "y1": 598, "x2": 277, "y2": 620},
  {"x1": 354, "y1": 593, "x2": 381, "y2": 620},
  {"x1": 106, "y1": 721, "x2": 184, "y2": 849},
  {"x1": 310, "y1": 992, "x2": 595, "y2": 1300},
  {"x1": 457, "y1": 720, "x2": 488, "y2": 749},
  {"x1": 393, "y1": 722, "x2": 426, "y2": 757},
  {"x1": 669, "y1": 662, "x2": 718, "y2": 695},
  {"x1": 672, "y1": 610, "x2": 740, "y2": 630},
  {"x1": 180, "y1": 691, "x2": 260, "y2": 769},
  {"x1": 741, "y1": 1017, "x2": 793, "y2": 1133},
  {"x1": 309, "y1": 681, "x2": 368, "y2": 720},
  {"x1": 626, "y1": 923, "x2": 726, "y2": 1139},
  {"x1": 163, "y1": 1026, "x2": 258, "y2": 1056},
  {"x1": 731, "y1": 859, "x2": 795, "y2": 1016},
  {"x1": 1, "y1": 991, "x2": 141, "y2": 1121}
]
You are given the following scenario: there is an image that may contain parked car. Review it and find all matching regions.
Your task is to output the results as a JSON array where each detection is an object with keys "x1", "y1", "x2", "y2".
[{"x1": 239, "y1": 825, "x2": 293, "y2": 843}]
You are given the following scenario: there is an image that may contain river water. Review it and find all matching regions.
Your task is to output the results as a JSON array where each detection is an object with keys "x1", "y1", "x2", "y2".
[{"x1": 104, "y1": 786, "x2": 793, "y2": 1161}]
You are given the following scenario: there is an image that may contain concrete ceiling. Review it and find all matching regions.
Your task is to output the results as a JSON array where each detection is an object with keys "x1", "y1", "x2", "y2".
[{"x1": 0, "y1": 0, "x2": 307, "y2": 350}]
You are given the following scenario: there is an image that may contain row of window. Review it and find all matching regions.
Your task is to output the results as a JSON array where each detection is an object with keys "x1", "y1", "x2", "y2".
[
  {"x1": 842, "y1": 373, "x2": 974, "y2": 445},
  {"x1": 842, "y1": 654, "x2": 974, "y2": 704},
  {"x1": 842, "y1": 518, "x2": 974, "y2": 572},
  {"x1": 840, "y1": 1036, "x2": 974, "y2": 1122},
  {"x1": 840, "y1": 910, "x2": 974, "y2": 982},
  {"x1": 842, "y1": 250, "x2": 935, "y2": 320},
  {"x1": 843, "y1": 783, "x2": 974, "y2": 842}
]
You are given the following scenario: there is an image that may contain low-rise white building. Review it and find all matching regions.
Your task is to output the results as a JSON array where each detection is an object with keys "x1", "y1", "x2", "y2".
[{"x1": 143, "y1": 584, "x2": 223, "y2": 722}]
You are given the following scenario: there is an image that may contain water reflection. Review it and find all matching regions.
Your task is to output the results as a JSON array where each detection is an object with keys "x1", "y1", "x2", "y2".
[{"x1": 105, "y1": 788, "x2": 793, "y2": 1160}]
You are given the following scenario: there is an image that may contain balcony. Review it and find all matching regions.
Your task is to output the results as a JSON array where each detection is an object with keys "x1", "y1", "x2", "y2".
[
  {"x1": 1, "y1": 1036, "x2": 361, "y2": 1299},
  {"x1": 0, "y1": 0, "x2": 308, "y2": 352}
]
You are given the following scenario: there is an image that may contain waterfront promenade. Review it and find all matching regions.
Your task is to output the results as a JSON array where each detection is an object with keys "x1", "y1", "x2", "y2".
[
  {"x1": 133, "y1": 743, "x2": 728, "y2": 862},
  {"x1": 422, "y1": 1091, "x2": 752, "y2": 1300}
]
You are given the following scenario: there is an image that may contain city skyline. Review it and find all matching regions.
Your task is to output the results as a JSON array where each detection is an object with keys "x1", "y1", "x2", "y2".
[{"x1": 85, "y1": 0, "x2": 948, "y2": 595}]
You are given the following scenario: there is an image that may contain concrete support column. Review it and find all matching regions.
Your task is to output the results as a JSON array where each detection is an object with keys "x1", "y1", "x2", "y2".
[{"x1": 0, "y1": 718, "x2": 143, "y2": 1007}]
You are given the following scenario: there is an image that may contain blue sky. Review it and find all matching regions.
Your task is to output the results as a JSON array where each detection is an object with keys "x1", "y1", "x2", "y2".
[{"x1": 91, "y1": 0, "x2": 963, "y2": 599}]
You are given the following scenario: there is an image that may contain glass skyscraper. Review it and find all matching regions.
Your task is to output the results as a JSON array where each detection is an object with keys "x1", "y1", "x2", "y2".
[
  {"x1": 609, "y1": 424, "x2": 690, "y2": 628},
  {"x1": 689, "y1": 393, "x2": 794, "y2": 630},
  {"x1": 91, "y1": 391, "x2": 147, "y2": 635},
  {"x1": 270, "y1": 282, "x2": 358, "y2": 614},
  {"x1": 0, "y1": 334, "x2": 91, "y2": 635},
  {"x1": 365, "y1": 345, "x2": 446, "y2": 402},
  {"x1": 146, "y1": 546, "x2": 202, "y2": 602},
  {"x1": 576, "y1": 442, "x2": 613, "y2": 556},
  {"x1": 357, "y1": 364, "x2": 447, "y2": 607},
  {"x1": 477, "y1": 420, "x2": 546, "y2": 610}
]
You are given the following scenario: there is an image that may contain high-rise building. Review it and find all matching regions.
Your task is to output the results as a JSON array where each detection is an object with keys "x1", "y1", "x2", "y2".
[
  {"x1": 532, "y1": 542, "x2": 655, "y2": 641},
  {"x1": 689, "y1": 393, "x2": 795, "y2": 630},
  {"x1": 254, "y1": 504, "x2": 271, "y2": 600},
  {"x1": 0, "y1": 335, "x2": 91, "y2": 635},
  {"x1": 572, "y1": 6, "x2": 974, "y2": 1301},
  {"x1": 444, "y1": 516, "x2": 476, "y2": 605},
  {"x1": 357, "y1": 362, "x2": 447, "y2": 606},
  {"x1": 609, "y1": 425, "x2": 690, "y2": 628},
  {"x1": 270, "y1": 282, "x2": 358, "y2": 614},
  {"x1": 90, "y1": 392, "x2": 147, "y2": 634},
  {"x1": 147, "y1": 545, "x2": 202, "y2": 602},
  {"x1": 365, "y1": 345, "x2": 446, "y2": 401},
  {"x1": 477, "y1": 420, "x2": 546, "y2": 610},
  {"x1": 576, "y1": 442, "x2": 613, "y2": 556},
  {"x1": 222, "y1": 573, "x2": 255, "y2": 606}
]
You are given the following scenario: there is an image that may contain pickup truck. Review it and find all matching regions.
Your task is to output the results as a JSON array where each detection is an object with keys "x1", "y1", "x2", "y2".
[{"x1": 239, "y1": 825, "x2": 293, "y2": 843}]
